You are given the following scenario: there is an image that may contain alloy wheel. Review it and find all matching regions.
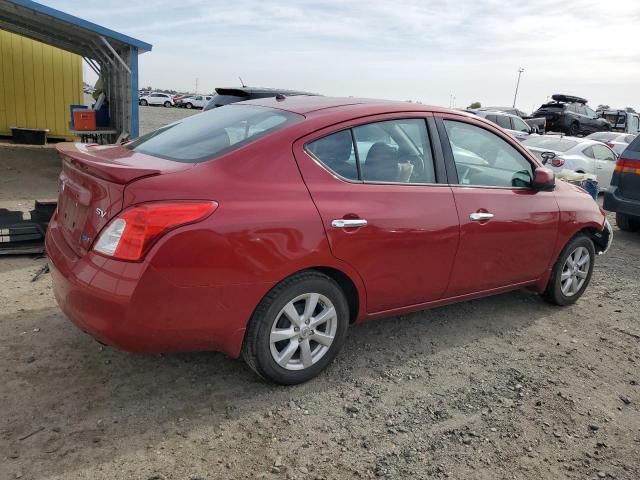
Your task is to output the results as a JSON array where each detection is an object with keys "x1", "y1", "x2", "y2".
[
  {"x1": 269, "y1": 293, "x2": 337, "y2": 371},
  {"x1": 560, "y1": 246, "x2": 590, "y2": 296}
]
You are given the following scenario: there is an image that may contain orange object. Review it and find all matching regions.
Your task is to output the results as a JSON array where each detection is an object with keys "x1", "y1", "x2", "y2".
[{"x1": 73, "y1": 110, "x2": 96, "y2": 131}]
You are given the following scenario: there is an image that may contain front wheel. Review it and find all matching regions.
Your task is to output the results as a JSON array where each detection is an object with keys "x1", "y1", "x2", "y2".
[
  {"x1": 568, "y1": 122, "x2": 580, "y2": 136},
  {"x1": 242, "y1": 271, "x2": 349, "y2": 385},
  {"x1": 139, "y1": 99, "x2": 148, "y2": 106},
  {"x1": 185, "y1": 103, "x2": 193, "y2": 109},
  {"x1": 163, "y1": 101, "x2": 172, "y2": 107},
  {"x1": 543, "y1": 234, "x2": 595, "y2": 306}
]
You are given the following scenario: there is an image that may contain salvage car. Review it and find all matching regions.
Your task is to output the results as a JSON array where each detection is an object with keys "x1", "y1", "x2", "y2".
[
  {"x1": 532, "y1": 94, "x2": 611, "y2": 136},
  {"x1": 596, "y1": 109, "x2": 640, "y2": 134},
  {"x1": 176, "y1": 95, "x2": 213, "y2": 109},
  {"x1": 46, "y1": 97, "x2": 612, "y2": 385},
  {"x1": 473, "y1": 110, "x2": 536, "y2": 141},
  {"x1": 586, "y1": 132, "x2": 637, "y2": 155},
  {"x1": 202, "y1": 86, "x2": 318, "y2": 111},
  {"x1": 603, "y1": 135, "x2": 640, "y2": 231},
  {"x1": 523, "y1": 135, "x2": 617, "y2": 191}
]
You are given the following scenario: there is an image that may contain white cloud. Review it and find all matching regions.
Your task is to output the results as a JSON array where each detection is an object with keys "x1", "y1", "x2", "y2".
[{"x1": 54, "y1": 0, "x2": 640, "y2": 111}]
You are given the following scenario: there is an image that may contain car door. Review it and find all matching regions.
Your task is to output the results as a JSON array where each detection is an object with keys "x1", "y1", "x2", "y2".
[
  {"x1": 293, "y1": 114, "x2": 460, "y2": 313},
  {"x1": 510, "y1": 116, "x2": 532, "y2": 141},
  {"x1": 435, "y1": 114, "x2": 559, "y2": 296},
  {"x1": 591, "y1": 143, "x2": 617, "y2": 189}
]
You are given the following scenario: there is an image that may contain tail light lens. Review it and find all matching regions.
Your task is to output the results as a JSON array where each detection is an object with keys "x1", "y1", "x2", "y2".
[
  {"x1": 93, "y1": 201, "x2": 218, "y2": 261},
  {"x1": 606, "y1": 142, "x2": 615, "y2": 148},
  {"x1": 615, "y1": 157, "x2": 640, "y2": 173},
  {"x1": 551, "y1": 157, "x2": 565, "y2": 167}
]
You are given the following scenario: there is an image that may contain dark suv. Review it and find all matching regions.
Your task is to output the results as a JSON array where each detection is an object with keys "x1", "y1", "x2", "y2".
[
  {"x1": 604, "y1": 135, "x2": 640, "y2": 231},
  {"x1": 203, "y1": 87, "x2": 319, "y2": 111},
  {"x1": 532, "y1": 94, "x2": 611, "y2": 136}
]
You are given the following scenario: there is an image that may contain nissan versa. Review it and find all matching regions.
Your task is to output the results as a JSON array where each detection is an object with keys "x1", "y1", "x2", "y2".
[{"x1": 46, "y1": 97, "x2": 613, "y2": 384}]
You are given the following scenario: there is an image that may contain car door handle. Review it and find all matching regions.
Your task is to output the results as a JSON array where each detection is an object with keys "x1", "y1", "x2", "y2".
[
  {"x1": 331, "y1": 219, "x2": 368, "y2": 228},
  {"x1": 469, "y1": 212, "x2": 494, "y2": 221}
]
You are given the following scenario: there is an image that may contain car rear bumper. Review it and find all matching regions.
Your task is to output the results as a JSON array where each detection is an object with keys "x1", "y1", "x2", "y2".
[
  {"x1": 603, "y1": 188, "x2": 640, "y2": 218},
  {"x1": 45, "y1": 217, "x2": 263, "y2": 357}
]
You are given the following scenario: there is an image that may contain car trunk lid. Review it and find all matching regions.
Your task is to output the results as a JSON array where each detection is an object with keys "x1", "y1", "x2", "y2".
[{"x1": 55, "y1": 143, "x2": 192, "y2": 255}]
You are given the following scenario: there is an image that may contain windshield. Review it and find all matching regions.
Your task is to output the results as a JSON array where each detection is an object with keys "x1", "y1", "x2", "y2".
[
  {"x1": 522, "y1": 137, "x2": 578, "y2": 152},
  {"x1": 126, "y1": 105, "x2": 303, "y2": 163}
]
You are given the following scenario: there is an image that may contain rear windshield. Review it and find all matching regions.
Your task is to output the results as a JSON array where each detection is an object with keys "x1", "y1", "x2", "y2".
[
  {"x1": 537, "y1": 103, "x2": 564, "y2": 111},
  {"x1": 204, "y1": 93, "x2": 249, "y2": 110},
  {"x1": 522, "y1": 136, "x2": 578, "y2": 152},
  {"x1": 126, "y1": 105, "x2": 303, "y2": 163}
]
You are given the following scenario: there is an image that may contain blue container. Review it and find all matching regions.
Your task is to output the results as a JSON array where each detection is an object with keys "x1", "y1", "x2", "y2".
[
  {"x1": 95, "y1": 104, "x2": 109, "y2": 128},
  {"x1": 582, "y1": 179, "x2": 599, "y2": 200}
]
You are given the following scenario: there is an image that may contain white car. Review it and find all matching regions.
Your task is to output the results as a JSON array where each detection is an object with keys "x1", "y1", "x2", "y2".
[
  {"x1": 139, "y1": 92, "x2": 174, "y2": 107},
  {"x1": 586, "y1": 132, "x2": 637, "y2": 155},
  {"x1": 522, "y1": 136, "x2": 617, "y2": 191},
  {"x1": 177, "y1": 95, "x2": 213, "y2": 109},
  {"x1": 473, "y1": 110, "x2": 536, "y2": 141}
]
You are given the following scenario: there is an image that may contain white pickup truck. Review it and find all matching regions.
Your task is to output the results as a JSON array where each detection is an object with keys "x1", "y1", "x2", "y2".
[{"x1": 176, "y1": 95, "x2": 213, "y2": 109}]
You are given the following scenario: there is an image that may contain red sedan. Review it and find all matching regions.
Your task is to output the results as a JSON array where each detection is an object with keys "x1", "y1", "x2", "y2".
[{"x1": 46, "y1": 97, "x2": 612, "y2": 384}]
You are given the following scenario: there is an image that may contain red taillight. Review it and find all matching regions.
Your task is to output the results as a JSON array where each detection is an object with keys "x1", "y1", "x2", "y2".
[
  {"x1": 606, "y1": 142, "x2": 615, "y2": 148},
  {"x1": 93, "y1": 201, "x2": 218, "y2": 261},
  {"x1": 551, "y1": 157, "x2": 565, "y2": 167},
  {"x1": 614, "y1": 157, "x2": 640, "y2": 173}
]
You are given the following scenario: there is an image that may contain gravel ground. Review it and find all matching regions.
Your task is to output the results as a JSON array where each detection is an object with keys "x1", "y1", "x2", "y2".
[
  {"x1": 139, "y1": 105, "x2": 197, "y2": 135},
  {"x1": 0, "y1": 216, "x2": 639, "y2": 480},
  {"x1": 1, "y1": 109, "x2": 639, "y2": 479}
]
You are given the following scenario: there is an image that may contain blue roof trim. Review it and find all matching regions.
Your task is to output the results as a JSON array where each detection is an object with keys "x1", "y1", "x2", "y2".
[{"x1": 8, "y1": 0, "x2": 152, "y2": 52}]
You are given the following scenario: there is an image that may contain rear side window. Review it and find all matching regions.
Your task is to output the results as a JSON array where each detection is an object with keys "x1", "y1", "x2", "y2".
[
  {"x1": 127, "y1": 105, "x2": 302, "y2": 163},
  {"x1": 306, "y1": 119, "x2": 436, "y2": 184},
  {"x1": 496, "y1": 116, "x2": 511, "y2": 129}
]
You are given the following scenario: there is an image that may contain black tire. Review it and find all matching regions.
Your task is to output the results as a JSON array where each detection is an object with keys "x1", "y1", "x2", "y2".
[
  {"x1": 543, "y1": 234, "x2": 595, "y2": 306},
  {"x1": 185, "y1": 103, "x2": 193, "y2": 109},
  {"x1": 616, "y1": 212, "x2": 639, "y2": 232},
  {"x1": 139, "y1": 99, "x2": 148, "y2": 106},
  {"x1": 568, "y1": 122, "x2": 580, "y2": 136},
  {"x1": 242, "y1": 271, "x2": 350, "y2": 385},
  {"x1": 163, "y1": 101, "x2": 171, "y2": 107}
]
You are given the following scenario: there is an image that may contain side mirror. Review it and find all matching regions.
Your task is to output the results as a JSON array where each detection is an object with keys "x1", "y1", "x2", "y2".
[
  {"x1": 540, "y1": 151, "x2": 556, "y2": 165},
  {"x1": 533, "y1": 167, "x2": 555, "y2": 191}
]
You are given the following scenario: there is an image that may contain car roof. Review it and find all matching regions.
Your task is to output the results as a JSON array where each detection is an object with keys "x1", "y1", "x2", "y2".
[{"x1": 237, "y1": 95, "x2": 454, "y2": 116}]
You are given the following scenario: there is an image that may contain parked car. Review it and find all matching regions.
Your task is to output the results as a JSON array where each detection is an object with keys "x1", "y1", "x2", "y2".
[
  {"x1": 586, "y1": 132, "x2": 637, "y2": 155},
  {"x1": 473, "y1": 106, "x2": 546, "y2": 134},
  {"x1": 176, "y1": 95, "x2": 213, "y2": 109},
  {"x1": 139, "y1": 92, "x2": 174, "y2": 107},
  {"x1": 603, "y1": 135, "x2": 640, "y2": 231},
  {"x1": 596, "y1": 109, "x2": 640, "y2": 134},
  {"x1": 202, "y1": 87, "x2": 319, "y2": 111},
  {"x1": 522, "y1": 135, "x2": 617, "y2": 190},
  {"x1": 46, "y1": 97, "x2": 612, "y2": 384},
  {"x1": 473, "y1": 110, "x2": 536, "y2": 141},
  {"x1": 532, "y1": 94, "x2": 611, "y2": 136}
]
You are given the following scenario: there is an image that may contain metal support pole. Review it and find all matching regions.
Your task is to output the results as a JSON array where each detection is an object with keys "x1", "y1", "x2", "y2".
[{"x1": 512, "y1": 67, "x2": 524, "y2": 108}]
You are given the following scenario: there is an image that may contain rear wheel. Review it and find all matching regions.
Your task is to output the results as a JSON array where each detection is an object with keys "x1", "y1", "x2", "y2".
[
  {"x1": 185, "y1": 103, "x2": 193, "y2": 109},
  {"x1": 568, "y1": 122, "x2": 580, "y2": 136},
  {"x1": 163, "y1": 101, "x2": 171, "y2": 107},
  {"x1": 543, "y1": 234, "x2": 595, "y2": 306},
  {"x1": 616, "y1": 212, "x2": 639, "y2": 232},
  {"x1": 139, "y1": 99, "x2": 148, "y2": 106},
  {"x1": 242, "y1": 271, "x2": 349, "y2": 385}
]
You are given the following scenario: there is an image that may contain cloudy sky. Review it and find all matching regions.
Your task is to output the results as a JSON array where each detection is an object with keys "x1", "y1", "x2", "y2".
[{"x1": 51, "y1": 0, "x2": 639, "y2": 113}]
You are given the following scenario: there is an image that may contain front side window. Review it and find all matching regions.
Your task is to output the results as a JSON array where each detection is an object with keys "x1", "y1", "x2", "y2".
[
  {"x1": 592, "y1": 144, "x2": 616, "y2": 162},
  {"x1": 512, "y1": 117, "x2": 530, "y2": 132},
  {"x1": 127, "y1": 105, "x2": 302, "y2": 163},
  {"x1": 443, "y1": 120, "x2": 533, "y2": 188},
  {"x1": 306, "y1": 119, "x2": 436, "y2": 184}
]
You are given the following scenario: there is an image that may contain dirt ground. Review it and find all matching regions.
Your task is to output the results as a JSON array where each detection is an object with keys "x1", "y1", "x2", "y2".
[{"x1": 1, "y1": 109, "x2": 639, "y2": 480}]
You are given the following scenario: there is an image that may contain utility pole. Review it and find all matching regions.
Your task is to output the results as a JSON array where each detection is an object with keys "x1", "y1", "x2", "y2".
[
  {"x1": 449, "y1": 94, "x2": 456, "y2": 109},
  {"x1": 195, "y1": 77, "x2": 199, "y2": 94},
  {"x1": 512, "y1": 67, "x2": 524, "y2": 108}
]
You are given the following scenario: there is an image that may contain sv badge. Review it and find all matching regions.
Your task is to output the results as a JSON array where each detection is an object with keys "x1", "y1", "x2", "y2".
[{"x1": 96, "y1": 207, "x2": 107, "y2": 218}]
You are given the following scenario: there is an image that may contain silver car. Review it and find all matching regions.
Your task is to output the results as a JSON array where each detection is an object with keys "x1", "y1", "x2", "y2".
[
  {"x1": 473, "y1": 110, "x2": 536, "y2": 141},
  {"x1": 522, "y1": 136, "x2": 618, "y2": 191},
  {"x1": 586, "y1": 132, "x2": 637, "y2": 155}
]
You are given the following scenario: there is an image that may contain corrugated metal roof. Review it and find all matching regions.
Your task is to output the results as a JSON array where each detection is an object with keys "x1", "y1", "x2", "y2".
[{"x1": 0, "y1": 0, "x2": 152, "y2": 56}]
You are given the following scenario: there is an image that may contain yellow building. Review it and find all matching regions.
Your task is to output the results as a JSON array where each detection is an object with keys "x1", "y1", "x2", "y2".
[{"x1": 0, "y1": 29, "x2": 83, "y2": 140}]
